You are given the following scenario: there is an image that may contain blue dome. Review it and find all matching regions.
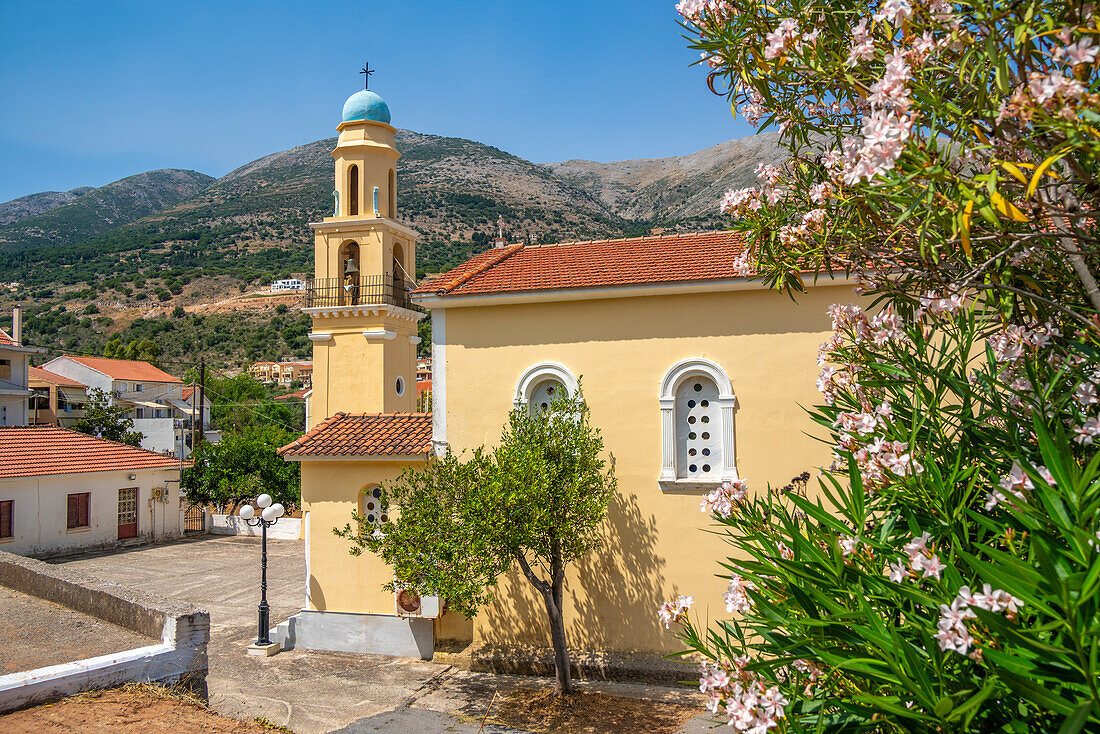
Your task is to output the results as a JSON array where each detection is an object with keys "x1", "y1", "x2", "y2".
[{"x1": 342, "y1": 90, "x2": 391, "y2": 124}]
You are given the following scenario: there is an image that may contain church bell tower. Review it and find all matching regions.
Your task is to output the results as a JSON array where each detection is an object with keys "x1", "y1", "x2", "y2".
[{"x1": 305, "y1": 74, "x2": 421, "y2": 427}]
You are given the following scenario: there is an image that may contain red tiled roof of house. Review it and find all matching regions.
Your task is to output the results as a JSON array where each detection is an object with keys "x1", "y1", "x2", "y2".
[
  {"x1": 278, "y1": 412, "x2": 432, "y2": 458},
  {"x1": 0, "y1": 328, "x2": 13, "y2": 346},
  {"x1": 0, "y1": 425, "x2": 187, "y2": 479},
  {"x1": 28, "y1": 367, "x2": 87, "y2": 388},
  {"x1": 274, "y1": 389, "x2": 309, "y2": 401},
  {"x1": 54, "y1": 356, "x2": 183, "y2": 384},
  {"x1": 411, "y1": 231, "x2": 751, "y2": 297}
]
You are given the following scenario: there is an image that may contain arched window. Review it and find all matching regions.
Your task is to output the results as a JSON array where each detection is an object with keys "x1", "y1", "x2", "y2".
[
  {"x1": 338, "y1": 241, "x2": 360, "y2": 305},
  {"x1": 348, "y1": 165, "x2": 359, "y2": 216},
  {"x1": 659, "y1": 358, "x2": 737, "y2": 489},
  {"x1": 514, "y1": 362, "x2": 579, "y2": 414},
  {"x1": 359, "y1": 485, "x2": 387, "y2": 530},
  {"x1": 388, "y1": 169, "x2": 396, "y2": 217},
  {"x1": 392, "y1": 242, "x2": 406, "y2": 306}
]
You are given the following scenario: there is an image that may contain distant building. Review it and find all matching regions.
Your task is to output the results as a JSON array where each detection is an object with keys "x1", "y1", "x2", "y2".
[
  {"x1": 28, "y1": 367, "x2": 89, "y2": 428},
  {"x1": 249, "y1": 360, "x2": 313, "y2": 387},
  {"x1": 0, "y1": 307, "x2": 45, "y2": 427},
  {"x1": 271, "y1": 278, "x2": 306, "y2": 293},
  {"x1": 40, "y1": 356, "x2": 212, "y2": 457}
]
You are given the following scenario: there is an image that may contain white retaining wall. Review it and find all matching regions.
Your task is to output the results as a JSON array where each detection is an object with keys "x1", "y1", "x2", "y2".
[
  {"x1": 0, "y1": 550, "x2": 209, "y2": 711},
  {"x1": 211, "y1": 514, "x2": 302, "y2": 540}
]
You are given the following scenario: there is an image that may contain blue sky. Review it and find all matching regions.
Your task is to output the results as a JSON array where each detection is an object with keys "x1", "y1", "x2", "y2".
[{"x1": 0, "y1": 0, "x2": 756, "y2": 203}]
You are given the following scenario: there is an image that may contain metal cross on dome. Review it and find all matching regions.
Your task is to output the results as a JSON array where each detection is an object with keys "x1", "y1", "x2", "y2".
[{"x1": 360, "y1": 62, "x2": 375, "y2": 90}]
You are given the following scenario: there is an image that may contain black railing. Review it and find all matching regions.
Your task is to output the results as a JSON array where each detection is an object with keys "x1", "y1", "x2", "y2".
[{"x1": 303, "y1": 275, "x2": 417, "y2": 310}]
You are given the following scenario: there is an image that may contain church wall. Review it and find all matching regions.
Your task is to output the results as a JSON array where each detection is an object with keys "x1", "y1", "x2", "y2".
[
  {"x1": 437, "y1": 282, "x2": 863, "y2": 654},
  {"x1": 301, "y1": 460, "x2": 423, "y2": 615}
]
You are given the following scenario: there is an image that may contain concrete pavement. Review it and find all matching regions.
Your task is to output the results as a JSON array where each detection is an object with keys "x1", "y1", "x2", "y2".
[{"x1": 54, "y1": 536, "x2": 712, "y2": 733}]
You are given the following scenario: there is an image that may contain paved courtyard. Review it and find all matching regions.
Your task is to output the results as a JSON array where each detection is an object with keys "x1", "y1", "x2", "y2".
[{"x1": 53, "y1": 536, "x2": 707, "y2": 733}]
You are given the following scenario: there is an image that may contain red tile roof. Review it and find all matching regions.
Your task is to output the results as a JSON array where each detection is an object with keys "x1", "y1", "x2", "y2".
[
  {"x1": 52, "y1": 356, "x2": 183, "y2": 384},
  {"x1": 0, "y1": 328, "x2": 13, "y2": 346},
  {"x1": 0, "y1": 425, "x2": 186, "y2": 479},
  {"x1": 28, "y1": 367, "x2": 87, "y2": 388},
  {"x1": 274, "y1": 389, "x2": 310, "y2": 401},
  {"x1": 412, "y1": 231, "x2": 751, "y2": 297},
  {"x1": 279, "y1": 412, "x2": 432, "y2": 458}
]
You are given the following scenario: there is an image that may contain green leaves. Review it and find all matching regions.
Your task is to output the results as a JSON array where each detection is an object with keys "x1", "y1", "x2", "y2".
[{"x1": 338, "y1": 393, "x2": 616, "y2": 620}]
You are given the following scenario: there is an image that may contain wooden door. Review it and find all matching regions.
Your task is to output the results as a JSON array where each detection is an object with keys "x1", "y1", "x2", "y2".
[{"x1": 117, "y1": 487, "x2": 137, "y2": 539}]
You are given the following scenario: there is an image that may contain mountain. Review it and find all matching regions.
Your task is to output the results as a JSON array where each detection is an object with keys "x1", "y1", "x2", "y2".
[
  {"x1": 0, "y1": 130, "x2": 783, "y2": 370},
  {"x1": 0, "y1": 169, "x2": 214, "y2": 250},
  {"x1": 0, "y1": 186, "x2": 95, "y2": 226},
  {"x1": 546, "y1": 132, "x2": 784, "y2": 222}
]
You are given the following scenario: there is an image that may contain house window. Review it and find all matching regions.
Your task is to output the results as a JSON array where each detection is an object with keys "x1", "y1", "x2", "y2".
[
  {"x1": 136, "y1": 408, "x2": 145, "y2": 419},
  {"x1": 514, "y1": 362, "x2": 579, "y2": 414},
  {"x1": 0, "y1": 359, "x2": 10, "y2": 380},
  {"x1": 67, "y1": 492, "x2": 90, "y2": 529},
  {"x1": 134, "y1": 383, "x2": 143, "y2": 392},
  {"x1": 0, "y1": 500, "x2": 12, "y2": 538},
  {"x1": 659, "y1": 358, "x2": 737, "y2": 489}
]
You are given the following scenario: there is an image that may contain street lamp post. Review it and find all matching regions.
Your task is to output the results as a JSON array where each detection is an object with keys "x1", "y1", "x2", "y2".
[{"x1": 239, "y1": 493, "x2": 284, "y2": 653}]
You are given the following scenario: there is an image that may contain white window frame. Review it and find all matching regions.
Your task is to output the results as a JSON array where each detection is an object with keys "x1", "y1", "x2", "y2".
[
  {"x1": 514, "y1": 361, "x2": 579, "y2": 409},
  {"x1": 659, "y1": 358, "x2": 737, "y2": 491}
]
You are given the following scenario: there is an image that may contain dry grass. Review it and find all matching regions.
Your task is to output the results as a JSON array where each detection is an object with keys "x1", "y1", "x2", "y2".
[
  {"x1": 488, "y1": 687, "x2": 698, "y2": 734},
  {"x1": 0, "y1": 683, "x2": 283, "y2": 734}
]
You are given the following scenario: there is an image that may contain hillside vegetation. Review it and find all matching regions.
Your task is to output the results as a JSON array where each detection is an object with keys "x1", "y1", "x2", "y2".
[{"x1": 1, "y1": 129, "x2": 778, "y2": 373}]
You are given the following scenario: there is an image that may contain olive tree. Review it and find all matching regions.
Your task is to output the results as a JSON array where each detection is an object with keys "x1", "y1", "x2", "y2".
[{"x1": 335, "y1": 393, "x2": 616, "y2": 695}]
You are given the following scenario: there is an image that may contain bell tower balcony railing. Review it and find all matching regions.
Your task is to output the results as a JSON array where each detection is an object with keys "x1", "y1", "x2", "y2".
[{"x1": 303, "y1": 275, "x2": 418, "y2": 310}]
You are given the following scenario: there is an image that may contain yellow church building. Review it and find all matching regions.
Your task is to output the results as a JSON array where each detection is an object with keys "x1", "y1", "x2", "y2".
[{"x1": 276, "y1": 84, "x2": 858, "y2": 665}]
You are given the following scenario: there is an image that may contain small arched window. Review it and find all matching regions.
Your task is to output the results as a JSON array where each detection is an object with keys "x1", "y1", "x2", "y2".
[
  {"x1": 348, "y1": 165, "x2": 359, "y2": 216},
  {"x1": 515, "y1": 362, "x2": 579, "y2": 414},
  {"x1": 659, "y1": 358, "x2": 737, "y2": 489},
  {"x1": 359, "y1": 485, "x2": 388, "y2": 529}
]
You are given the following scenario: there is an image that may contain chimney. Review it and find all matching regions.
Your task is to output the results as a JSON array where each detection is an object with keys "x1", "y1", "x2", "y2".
[
  {"x1": 11, "y1": 304, "x2": 21, "y2": 346},
  {"x1": 493, "y1": 214, "x2": 507, "y2": 249}
]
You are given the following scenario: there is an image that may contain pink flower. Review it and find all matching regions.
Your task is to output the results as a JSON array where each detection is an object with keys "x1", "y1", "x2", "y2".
[
  {"x1": 887, "y1": 560, "x2": 909, "y2": 582},
  {"x1": 847, "y1": 18, "x2": 876, "y2": 66},
  {"x1": 657, "y1": 595, "x2": 695, "y2": 629},
  {"x1": 764, "y1": 18, "x2": 801, "y2": 60},
  {"x1": 873, "y1": 0, "x2": 913, "y2": 24},
  {"x1": 1075, "y1": 382, "x2": 1098, "y2": 407},
  {"x1": 724, "y1": 573, "x2": 756, "y2": 615},
  {"x1": 1059, "y1": 37, "x2": 1098, "y2": 66},
  {"x1": 702, "y1": 480, "x2": 749, "y2": 518}
]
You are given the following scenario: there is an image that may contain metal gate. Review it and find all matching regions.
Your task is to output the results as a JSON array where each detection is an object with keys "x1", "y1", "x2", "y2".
[
  {"x1": 117, "y1": 487, "x2": 138, "y2": 539},
  {"x1": 183, "y1": 504, "x2": 206, "y2": 533}
]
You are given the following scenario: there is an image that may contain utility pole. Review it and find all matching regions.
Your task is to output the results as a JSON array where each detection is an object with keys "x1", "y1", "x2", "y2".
[
  {"x1": 197, "y1": 358, "x2": 206, "y2": 444},
  {"x1": 190, "y1": 379, "x2": 197, "y2": 458}
]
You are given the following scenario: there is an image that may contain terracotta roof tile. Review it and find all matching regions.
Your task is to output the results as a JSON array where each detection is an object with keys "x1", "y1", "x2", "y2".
[
  {"x1": 28, "y1": 367, "x2": 87, "y2": 388},
  {"x1": 279, "y1": 412, "x2": 432, "y2": 458},
  {"x1": 0, "y1": 426, "x2": 186, "y2": 479},
  {"x1": 50, "y1": 356, "x2": 183, "y2": 384},
  {"x1": 0, "y1": 329, "x2": 13, "y2": 346},
  {"x1": 412, "y1": 231, "x2": 751, "y2": 297}
]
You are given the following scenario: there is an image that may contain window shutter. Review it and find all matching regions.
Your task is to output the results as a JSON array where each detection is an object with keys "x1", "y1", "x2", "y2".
[
  {"x1": 79, "y1": 494, "x2": 89, "y2": 527},
  {"x1": 0, "y1": 501, "x2": 12, "y2": 538},
  {"x1": 67, "y1": 494, "x2": 78, "y2": 528}
]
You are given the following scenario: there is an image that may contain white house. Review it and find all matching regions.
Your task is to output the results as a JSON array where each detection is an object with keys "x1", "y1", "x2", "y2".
[
  {"x1": 0, "y1": 425, "x2": 185, "y2": 557},
  {"x1": 271, "y1": 278, "x2": 305, "y2": 293},
  {"x1": 0, "y1": 307, "x2": 45, "y2": 427},
  {"x1": 40, "y1": 356, "x2": 212, "y2": 456}
]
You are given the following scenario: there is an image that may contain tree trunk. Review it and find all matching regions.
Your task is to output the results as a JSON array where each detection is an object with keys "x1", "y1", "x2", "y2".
[
  {"x1": 515, "y1": 551, "x2": 574, "y2": 696},
  {"x1": 542, "y1": 586, "x2": 574, "y2": 695}
]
